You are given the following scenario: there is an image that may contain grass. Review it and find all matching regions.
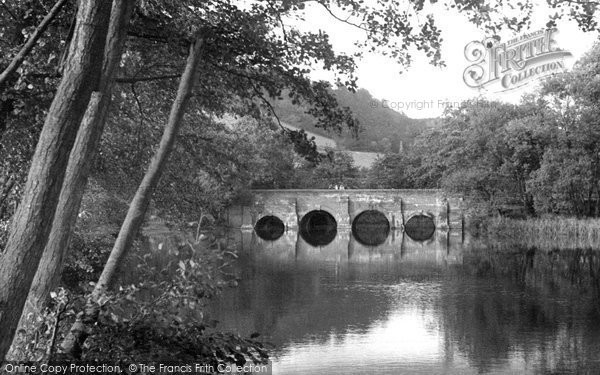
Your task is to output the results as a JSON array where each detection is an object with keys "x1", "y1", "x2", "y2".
[
  {"x1": 485, "y1": 216, "x2": 600, "y2": 250},
  {"x1": 347, "y1": 151, "x2": 381, "y2": 169}
]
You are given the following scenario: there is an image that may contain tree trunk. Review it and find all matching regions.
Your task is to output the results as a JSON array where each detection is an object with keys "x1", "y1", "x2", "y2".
[
  {"x1": 6, "y1": 1, "x2": 135, "y2": 360},
  {"x1": 4, "y1": 94, "x2": 107, "y2": 361},
  {"x1": 94, "y1": 36, "x2": 205, "y2": 297},
  {"x1": 0, "y1": 1, "x2": 112, "y2": 360},
  {"x1": 60, "y1": 35, "x2": 205, "y2": 359},
  {"x1": 25, "y1": 0, "x2": 135, "y2": 321}
]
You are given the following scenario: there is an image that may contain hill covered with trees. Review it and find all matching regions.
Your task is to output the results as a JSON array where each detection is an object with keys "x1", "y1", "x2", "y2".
[{"x1": 270, "y1": 87, "x2": 434, "y2": 153}]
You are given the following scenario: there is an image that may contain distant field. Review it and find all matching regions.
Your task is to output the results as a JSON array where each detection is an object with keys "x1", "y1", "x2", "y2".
[
  {"x1": 219, "y1": 117, "x2": 382, "y2": 168},
  {"x1": 347, "y1": 151, "x2": 382, "y2": 169},
  {"x1": 283, "y1": 123, "x2": 380, "y2": 168},
  {"x1": 282, "y1": 123, "x2": 337, "y2": 149}
]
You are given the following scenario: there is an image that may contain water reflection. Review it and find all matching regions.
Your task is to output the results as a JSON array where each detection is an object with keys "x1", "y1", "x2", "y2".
[
  {"x1": 210, "y1": 230, "x2": 600, "y2": 374},
  {"x1": 404, "y1": 214, "x2": 436, "y2": 241},
  {"x1": 254, "y1": 215, "x2": 285, "y2": 241}
]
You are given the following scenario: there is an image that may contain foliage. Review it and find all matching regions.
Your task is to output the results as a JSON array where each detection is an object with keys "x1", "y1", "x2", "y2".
[
  {"x1": 10, "y1": 230, "x2": 269, "y2": 365},
  {"x1": 293, "y1": 149, "x2": 362, "y2": 188},
  {"x1": 369, "y1": 59, "x2": 600, "y2": 218},
  {"x1": 368, "y1": 154, "x2": 416, "y2": 189},
  {"x1": 79, "y1": 235, "x2": 269, "y2": 366},
  {"x1": 96, "y1": 41, "x2": 600, "y2": 222},
  {"x1": 0, "y1": 0, "x2": 74, "y2": 228},
  {"x1": 159, "y1": 116, "x2": 298, "y2": 215},
  {"x1": 528, "y1": 43, "x2": 600, "y2": 216},
  {"x1": 7, "y1": 288, "x2": 69, "y2": 361},
  {"x1": 60, "y1": 181, "x2": 128, "y2": 293},
  {"x1": 96, "y1": 107, "x2": 299, "y2": 218},
  {"x1": 528, "y1": 147, "x2": 595, "y2": 215}
]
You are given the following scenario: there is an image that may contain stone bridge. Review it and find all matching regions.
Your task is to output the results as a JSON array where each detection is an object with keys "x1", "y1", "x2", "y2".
[{"x1": 226, "y1": 189, "x2": 463, "y2": 231}]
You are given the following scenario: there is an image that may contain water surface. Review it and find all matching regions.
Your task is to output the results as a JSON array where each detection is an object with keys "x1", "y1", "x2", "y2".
[{"x1": 209, "y1": 227, "x2": 600, "y2": 374}]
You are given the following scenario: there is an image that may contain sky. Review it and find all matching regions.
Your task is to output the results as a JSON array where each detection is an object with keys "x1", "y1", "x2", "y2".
[{"x1": 295, "y1": 1, "x2": 599, "y2": 118}]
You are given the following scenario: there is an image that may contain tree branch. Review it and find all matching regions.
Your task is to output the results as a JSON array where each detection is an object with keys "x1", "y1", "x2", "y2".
[
  {"x1": 0, "y1": 2, "x2": 19, "y2": 22},
  {"x1": 550, "y1": 0, "x2": 600, "y2": 5},
  {"x1": 251, "y1": 83, "x2": 288, "y2": 133},
  {"x1": 28, "y1": 73, "x2": 182, "y2": 84},
  {"x1": 207, "y1": 61, "x2": 275, "y2": 89},
  {"x1": 115, "y1": 74, "x2": 181, "y2": 84},
  {"x1": 0, "y1": 0, "x2": 68, "y2": 87},
  {"x1": 127, "y1": 29, "x2": 191, "y2": 48},
  {"x1": 310, "y1": 1, "x2": 369, "y2": 31},
  {"x1": 36, "y1": 0, "x2": 50, "y2": 13}
]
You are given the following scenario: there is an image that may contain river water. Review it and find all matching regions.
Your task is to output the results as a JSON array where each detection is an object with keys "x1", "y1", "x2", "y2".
[{"x1": 208, "y1": 225, "x2": 600, "y2": 374}]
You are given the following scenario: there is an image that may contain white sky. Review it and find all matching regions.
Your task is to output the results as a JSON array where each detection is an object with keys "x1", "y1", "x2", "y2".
[{"x1": 297, "y1": 1, "x2": 599, "y2": 118}]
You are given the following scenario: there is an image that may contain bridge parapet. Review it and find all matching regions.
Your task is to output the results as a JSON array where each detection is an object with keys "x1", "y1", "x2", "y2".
[{"x1": 227, "y1": 189, "x2": 463, "y2": 231}]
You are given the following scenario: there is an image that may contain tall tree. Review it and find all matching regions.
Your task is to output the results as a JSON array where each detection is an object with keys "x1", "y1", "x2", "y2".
[
  {"x1": 20, "y1": 0, "x2": 135, "y2": 329},
  {"x1": 60, "y1": 33, "x2": 205, "y2": 358},
  {"x1": 0, "y1": 1, "x2": 113, "y2": 359}
]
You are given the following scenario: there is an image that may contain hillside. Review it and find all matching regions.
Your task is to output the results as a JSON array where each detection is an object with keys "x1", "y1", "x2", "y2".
[
  {"x1": 282, "y1": 123, "x2": 337, "y2": 149},
  {"x1": 270, "y1": 87, "x2": 434, "y2": 153},
  {"x1": 282, "y1": 122, "x2": 381, "y2": 168}
]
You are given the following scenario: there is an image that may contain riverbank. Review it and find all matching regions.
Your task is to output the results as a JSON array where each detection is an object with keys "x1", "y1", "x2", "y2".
[{"x1": 5, "y1": 181, "x2": 270, "y2": 365}]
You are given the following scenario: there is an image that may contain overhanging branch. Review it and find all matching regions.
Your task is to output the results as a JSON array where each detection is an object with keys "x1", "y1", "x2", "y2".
[{"x1": 115, "y1": 74, "x2": 181, "y2": 84}]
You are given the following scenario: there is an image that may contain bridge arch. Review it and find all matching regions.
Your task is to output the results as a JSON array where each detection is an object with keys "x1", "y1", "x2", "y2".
[
  {"x1": 299, "y1": 210, "x2": 337, "y2": 247},
  {"x1": 351, "y1": 210, "x2": 390, "y2": 246},
  {"x1": 254, "y1": 215, "x2": 285, "y2": 241},
  {"x1": 404, "y1": 213, "x2": 436, "y2": 241},
  {"x1": 227, "y1": 189, "x2": 463, "y2": 231}
]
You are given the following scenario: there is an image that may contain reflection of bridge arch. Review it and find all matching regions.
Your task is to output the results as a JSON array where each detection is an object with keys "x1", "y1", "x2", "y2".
[
  {"x1": 299, "y1": 210, "x2": 337, "y2": 247},
  {"x1": 404, "y1": 214, "x2": 436, "y2": 241},
  {"x1": 351, "y1": 210, "x2": 390, "y2": 246},
  {"x1": 254, "y1": 215, "x2": 285, "y2": 241}
]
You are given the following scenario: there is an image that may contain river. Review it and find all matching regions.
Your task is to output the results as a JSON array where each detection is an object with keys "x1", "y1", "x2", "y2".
[{"x1": 207, "y1": 222, "x2": 600, "y2": 374}]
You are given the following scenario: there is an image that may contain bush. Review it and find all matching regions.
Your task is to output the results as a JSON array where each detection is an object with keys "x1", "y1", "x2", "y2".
[{"x1": 78, "y1": 236, "x2": 269, "y2": 365}]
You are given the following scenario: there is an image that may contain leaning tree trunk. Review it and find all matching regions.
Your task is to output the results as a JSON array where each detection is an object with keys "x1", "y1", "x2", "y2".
[
  {"x1": 0, "y1": 1, "x2": 112, "y2": 360},
  {"x1": 60, "y1": 35, "x2": 205, "y2": 359},
  {"x1": 7, "y1": 1, "x2": 134, "y2": 360},
  {"x1": 23, "y1": 0, "x2": 135, "y2": 322}
]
